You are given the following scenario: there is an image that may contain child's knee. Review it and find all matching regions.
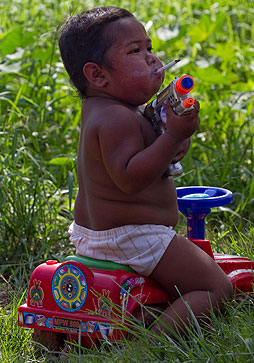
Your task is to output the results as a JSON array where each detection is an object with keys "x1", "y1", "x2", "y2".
[
  {"x1": 213, "y1": 275, "x2": 233, "y2": 305},
  {"x1": 222, "y1": 277, "x2": 233, "y2": 301}
]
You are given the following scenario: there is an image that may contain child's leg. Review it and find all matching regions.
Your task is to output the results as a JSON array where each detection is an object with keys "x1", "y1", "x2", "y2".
[{"x1": 149, "y1": 235, "x2": 233, "y2": 335}]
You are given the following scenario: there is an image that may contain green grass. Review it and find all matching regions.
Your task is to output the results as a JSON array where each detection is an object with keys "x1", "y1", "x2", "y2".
[
  {"x1": 0, "y1": 291, "x2": 254, "y2": 362},
  {"x1": 0, "y1": 0, "x2": 254, "y2": 360}
]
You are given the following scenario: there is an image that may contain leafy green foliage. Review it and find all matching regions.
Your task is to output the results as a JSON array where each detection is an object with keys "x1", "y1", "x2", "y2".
[
  {"x1": 0, "y1": 0, "x2": 253, "y2": 272},
  {"x1": 0, "y1": 0, "x2": 254, "y2": 359}
]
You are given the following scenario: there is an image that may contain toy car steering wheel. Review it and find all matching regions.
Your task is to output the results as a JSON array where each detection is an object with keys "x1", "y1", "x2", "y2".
[{"x1": 176, "y1": 186, "x2": 233, "y2": 239}]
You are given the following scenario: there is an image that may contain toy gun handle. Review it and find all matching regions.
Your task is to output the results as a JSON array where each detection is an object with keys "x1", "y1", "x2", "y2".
[{"x1": 144, "y1": 75, "x2": 195, "y2": 176}]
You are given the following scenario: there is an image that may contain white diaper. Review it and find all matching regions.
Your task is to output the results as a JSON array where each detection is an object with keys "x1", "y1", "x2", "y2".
[{"x1": 68, "y1": 222, "x2": 176, "y2": 276}]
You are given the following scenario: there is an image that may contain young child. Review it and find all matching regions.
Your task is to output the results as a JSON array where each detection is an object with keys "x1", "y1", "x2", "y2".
[{"x1": 59, "y1": 6, "x2": 233, "y2": 335}]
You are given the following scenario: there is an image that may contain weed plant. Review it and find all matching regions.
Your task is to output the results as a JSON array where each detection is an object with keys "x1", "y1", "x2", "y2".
[{"x1": 0, "y1": 0, "x2": 254, "y2": 361}]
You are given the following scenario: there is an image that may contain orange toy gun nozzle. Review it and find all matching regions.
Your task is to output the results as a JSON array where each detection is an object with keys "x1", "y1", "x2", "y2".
[
  {"x1": 175, "y1": 75, "x2": 195, "y2": 95},
  {"x1": 183, "y1": 97, "x2": 194, "y2": 108}
]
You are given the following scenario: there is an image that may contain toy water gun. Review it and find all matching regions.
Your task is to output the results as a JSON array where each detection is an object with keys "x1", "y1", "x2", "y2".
[
  {"x1": 144, "y1": 60, "x2": 195, "y2": 176},
  {"x1": 144, "y1": 74, "x2": 195, "y2": 133}
]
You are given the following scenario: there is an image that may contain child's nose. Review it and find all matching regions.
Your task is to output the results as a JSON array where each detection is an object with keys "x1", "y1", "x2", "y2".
[{"x1": 146, "y1": 52, "x2": 156, "y2": 65}]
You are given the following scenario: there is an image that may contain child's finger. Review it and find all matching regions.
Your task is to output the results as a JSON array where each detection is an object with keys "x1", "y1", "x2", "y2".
[
  {"x1": 193, "y1": 99, "x2": 200, "y2": 113},
  {"x1": 163, "y1": 99, "x2": 176, "y2": 118}
]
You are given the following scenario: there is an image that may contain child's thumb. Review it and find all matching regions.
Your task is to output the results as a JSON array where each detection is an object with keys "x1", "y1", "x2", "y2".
[{"x1": 163, "y1": 99, "x2": 174, "y2": 117}]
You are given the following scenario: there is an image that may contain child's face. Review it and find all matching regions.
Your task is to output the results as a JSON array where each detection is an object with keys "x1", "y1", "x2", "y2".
[{"x1": 103, "y1": 17, "x2": 164, "y2": 106}]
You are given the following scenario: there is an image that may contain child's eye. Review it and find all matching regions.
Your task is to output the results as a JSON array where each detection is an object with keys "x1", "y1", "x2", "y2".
[{"x1": 129, "y1": 48, "x2": 140, "y2": 53}]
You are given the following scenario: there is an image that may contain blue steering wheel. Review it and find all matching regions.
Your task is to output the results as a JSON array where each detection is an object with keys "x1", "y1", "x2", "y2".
[
  {"x1": 177, "y1": 186, "x2": 233, "y2": 209},
  {"x1": 176, "y1": 186, "x2": 233, "y2": 239}
]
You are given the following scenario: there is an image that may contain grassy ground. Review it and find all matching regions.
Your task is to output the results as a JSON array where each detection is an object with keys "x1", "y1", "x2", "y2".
[{"x1": 0, "y1": 0, "x2": 254, "y2": 361}]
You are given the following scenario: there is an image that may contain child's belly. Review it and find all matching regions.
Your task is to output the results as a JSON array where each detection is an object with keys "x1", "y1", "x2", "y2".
[{"x1": 74, "y1": 177, "x2": 178, "y2": 230}]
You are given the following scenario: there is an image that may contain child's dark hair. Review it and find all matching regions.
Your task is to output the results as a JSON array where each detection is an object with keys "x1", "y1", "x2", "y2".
[{"x1": 58, "y1": 6, "x2": 134, "y2": 99}]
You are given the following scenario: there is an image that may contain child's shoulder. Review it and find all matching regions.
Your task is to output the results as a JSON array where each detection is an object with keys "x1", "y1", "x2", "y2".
[{"x1": 83, "y1": 97, "x2": 144, "y2": 128}]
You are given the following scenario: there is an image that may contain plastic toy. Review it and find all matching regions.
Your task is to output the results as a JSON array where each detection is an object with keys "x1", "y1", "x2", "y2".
[
  {"x1": 145, "y1": 68, "x2": 195, "y2": 176},
  {"x1": 18, "y1": 186, "x2": 254, "y2": 349}
]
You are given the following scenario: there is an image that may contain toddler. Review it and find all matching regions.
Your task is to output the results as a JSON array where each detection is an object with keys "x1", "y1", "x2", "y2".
[{"x1": 59, "y1": 6, "x2": 233, "y2": 335}]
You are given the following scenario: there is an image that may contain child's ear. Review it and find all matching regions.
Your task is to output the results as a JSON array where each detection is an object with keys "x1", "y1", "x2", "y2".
[{"x1": 83, "y1": 62, "x2": 108, "y2": 88}]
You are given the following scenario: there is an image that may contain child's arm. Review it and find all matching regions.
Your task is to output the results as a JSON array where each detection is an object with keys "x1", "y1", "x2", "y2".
[{"x1": 98, "y1": 101, "x2": 199, "y2": 193}]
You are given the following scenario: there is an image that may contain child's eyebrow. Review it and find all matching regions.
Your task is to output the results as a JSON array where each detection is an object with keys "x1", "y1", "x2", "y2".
[{"x1": 125, "y1": 38, "x2": 152, "y2": 46}]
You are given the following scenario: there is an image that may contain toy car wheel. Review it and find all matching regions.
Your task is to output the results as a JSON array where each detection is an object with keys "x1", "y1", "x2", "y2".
[{"x1": 33, "y1": 329, "x2": 65, "y2": 351}]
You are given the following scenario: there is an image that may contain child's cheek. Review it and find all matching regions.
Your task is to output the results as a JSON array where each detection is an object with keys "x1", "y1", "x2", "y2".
[
  {"x1": 131, "y1": 69, "x2": 150, "y2": 77},
  {"x1": 120, "y1": 71, "x2": 150, "y2": 90},
  {"x1": 125, "y1": 61, "x2": 151, "y2": 80}
]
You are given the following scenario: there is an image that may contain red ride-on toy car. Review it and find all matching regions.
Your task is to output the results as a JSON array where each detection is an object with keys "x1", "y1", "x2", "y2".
[{"x1": 18, "y1": 186, "x2": 254, "y2": 349}]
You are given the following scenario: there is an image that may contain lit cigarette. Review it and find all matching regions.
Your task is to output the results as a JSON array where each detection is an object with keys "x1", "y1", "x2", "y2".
[{"x1": 155, "y1": 59, "x2": 180, "y2": 73}]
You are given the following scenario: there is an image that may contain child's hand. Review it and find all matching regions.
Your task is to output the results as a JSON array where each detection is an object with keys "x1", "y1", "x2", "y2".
[
  {"x1": 163, "y1": 99, "x2": 200, "y2": 142},
  {"x1": 171, "y1": 138, "x2": 191, "y2": 164}
]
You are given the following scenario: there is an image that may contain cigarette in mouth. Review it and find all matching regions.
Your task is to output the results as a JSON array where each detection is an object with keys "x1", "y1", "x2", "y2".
[{"x1": 155, "y1": 59, "x2": 180, "y2": 73}]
